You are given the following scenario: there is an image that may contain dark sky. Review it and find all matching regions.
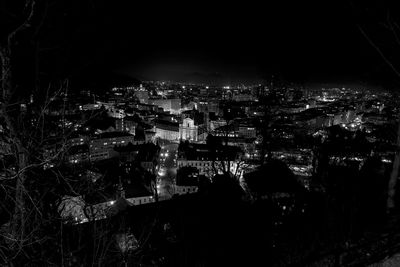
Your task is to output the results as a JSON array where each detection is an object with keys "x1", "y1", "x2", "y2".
[{"x1": 38, "y1": 1, "x2": 400, "y2": 86}]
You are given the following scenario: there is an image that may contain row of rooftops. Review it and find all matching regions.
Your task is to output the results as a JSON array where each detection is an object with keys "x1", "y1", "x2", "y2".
[
  {"x1": 178, "y1": 142, "x2": 242, "y2": 161},
  {"x1": 67, "y1": 141, "x2": 160, "y2": 162},
  {"x1": 114, "y1": 142, "x2": 160, "y2": 162}
]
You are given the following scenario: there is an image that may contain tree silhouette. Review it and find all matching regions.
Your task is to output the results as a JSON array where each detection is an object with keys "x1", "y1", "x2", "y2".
[
  {"x1": 244, "y1": 159, "x2": 305, "y2": 199},
  {"x1": 353, "y1": 3, "x2": 400, "y2": 212}
]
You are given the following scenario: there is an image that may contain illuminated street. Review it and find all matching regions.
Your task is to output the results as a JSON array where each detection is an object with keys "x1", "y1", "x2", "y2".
[{"x1": 157, "y1": 143, "x2": 179, "y2": 198}]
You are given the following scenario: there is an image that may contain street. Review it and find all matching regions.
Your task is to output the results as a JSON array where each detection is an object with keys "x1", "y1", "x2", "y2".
[{"x1": 157, "y1": 142, "x2": 179, "y2": 198}]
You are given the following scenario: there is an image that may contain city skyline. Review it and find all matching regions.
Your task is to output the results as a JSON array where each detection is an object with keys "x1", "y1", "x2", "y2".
[{"x1": 3, "y1": 1, "x2": 400, "y2": 266}]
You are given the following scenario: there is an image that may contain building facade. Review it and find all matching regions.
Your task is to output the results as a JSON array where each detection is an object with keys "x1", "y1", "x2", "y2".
[
  {"x1": 154, "y1": 120, "x2": 180, "y2": 141},
  {"x1": 179, "y1": 117, "x2": 207, "y2": 142},
  {"x1": 89, "y1": 132, "x2": 143, "y2": 161}
]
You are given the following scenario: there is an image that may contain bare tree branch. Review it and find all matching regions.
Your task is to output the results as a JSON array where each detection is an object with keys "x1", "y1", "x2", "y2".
[{"x1": 358, "y1": 25, "x2": 400, "y2": 78}]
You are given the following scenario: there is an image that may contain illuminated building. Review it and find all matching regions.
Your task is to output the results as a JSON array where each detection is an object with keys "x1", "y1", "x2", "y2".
[
  {"x1": 177, "y1": 142, "x2": 243, "y2": 176},
  {"x1": 66, "y1": 144, "x2": 90, "y2": 164},
  {"x1": 210, "y1": 119, "x2": 227, "y2": 131},
  {"x1": 89, "y1": 132, "x2": 143, "y2": 161},
  {"x1": 238, "y1": 124, "x2": 257, "y2": 139},
  {"x1": 115, "y1": 118, "x2": 136, "y2": 134},
  {"x1": 179, "y1": 117, "x2": 207, "y2": 142},
  {"x1": 107, "y1": 108, "x2": 125, "y2": 119},
  {"x1": 154, "y1": 119, "x2": 180, "y2": 141},
  {"x1": 148, "y1": 98, "x2": 181, "y2": 114}
]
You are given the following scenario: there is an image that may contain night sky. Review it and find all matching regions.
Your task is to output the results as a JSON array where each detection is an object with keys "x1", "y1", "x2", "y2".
[{"x1": 36, "y1": 1, "x2": 400, "y2": 87}]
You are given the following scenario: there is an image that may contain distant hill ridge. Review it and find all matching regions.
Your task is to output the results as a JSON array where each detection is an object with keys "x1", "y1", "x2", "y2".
[{"x1": 69, "y1": 69, "x2": 141, "y2": 92}]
